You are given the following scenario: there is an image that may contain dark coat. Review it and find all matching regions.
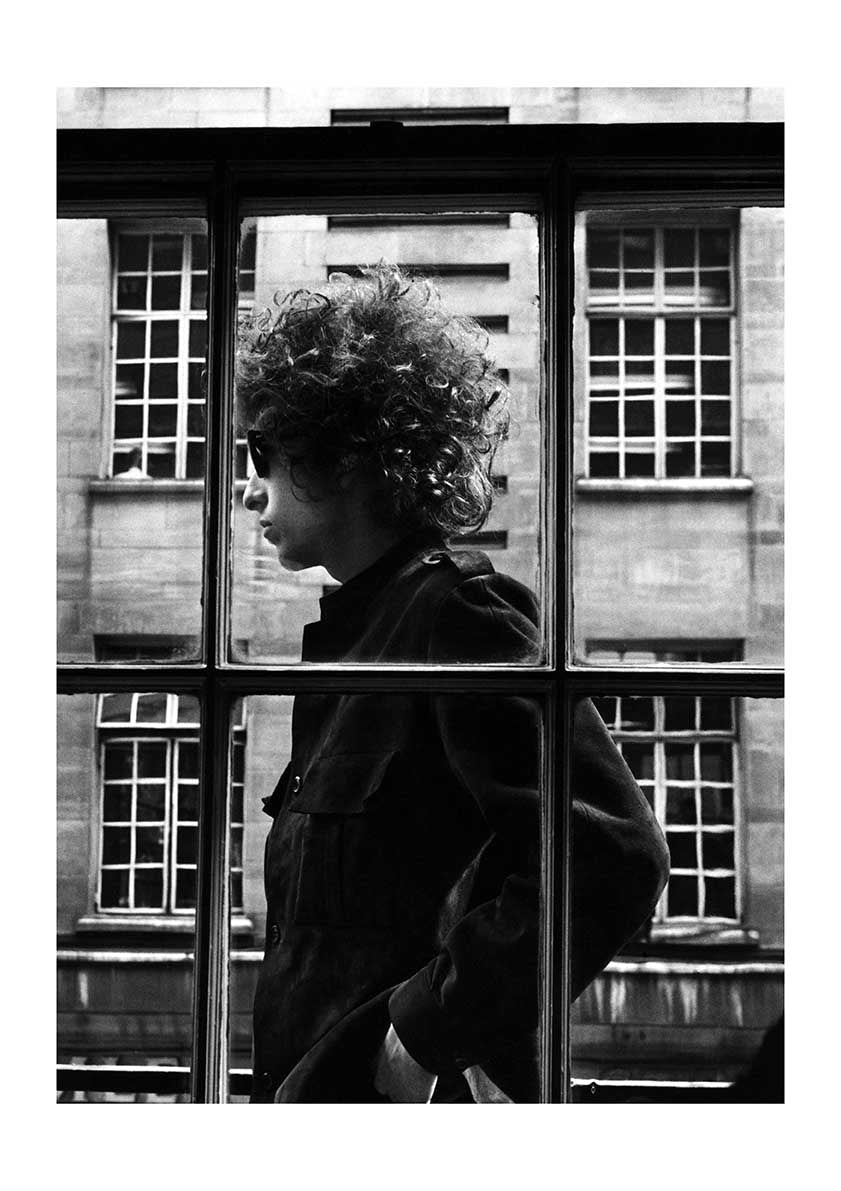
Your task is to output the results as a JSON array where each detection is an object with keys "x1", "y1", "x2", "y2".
[{"x1": 251, "y1": 529, "x2": 669, "y2": 1103}]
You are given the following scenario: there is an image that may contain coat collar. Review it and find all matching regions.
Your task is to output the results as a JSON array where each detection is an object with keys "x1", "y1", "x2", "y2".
[
  {"x1": 301, "y1": 527, "x2": 446, "y2": 661},
  {"x1": 316, "y1": 528, "x2": 447, "y2": 625}
]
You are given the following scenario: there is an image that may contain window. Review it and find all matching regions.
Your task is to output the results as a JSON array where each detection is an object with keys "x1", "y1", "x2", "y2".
[
  {"x1": 110, "y1": 225, "x2": 255, "y2": 480},
  {"x1": 585, "y1": 220, "x2": 736, "y2": 479},
  {"x1": 97, "y1": 693, "x2": 245, "y2": 915},
  {"x1": 591, "y1": 646, "x2": 740, "y2": 923},
  {"x1": 59, "y1": 122, "x2": 783, "y2": 1103}
]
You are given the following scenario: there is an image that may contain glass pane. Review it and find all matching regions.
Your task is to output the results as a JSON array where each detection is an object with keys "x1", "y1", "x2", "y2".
[
  {"x1": 701, "y1": 786, "x2": 734, "y2": 824},
  {"x1": 148, "y1": 404, "x2": 178, "y2": 438},
  {"x1": 665, "y1": 319, "x2": 694, "y2": 355},
  {"x1": 623, "y1": 229, "x2": 654, "y2": 268},
  {"x1": 188, "y1": 319, "x2": 207, "y2": 357},
  {"x1": 58, "y1": 217, "x2": 206, "y2": 662},
  {"x1": 704, "y1": 875, "x2": 736, "y2": 918},
  {"x1": 114, "y1": 404, "x2": 143, "y2": 440},
  {"x1": 624, "y1": 401, "x2": 654, "y2": 437},
  {"x1": 150, "y1": 320, "x2": 179, "y2": 357},
  {"x1": 116, "y1": 321, "x2": 146, "y2": 359},
  {"x1": 621, "y1": 741, "x2": 654, "y2": 781},
  {"x1": 699, "y1": 228, "x2": 730, "y2": 267},
  {"x1": 590, "y1": 319, "x2": 619, "y2": 356},
  {"x1": 667, "y1": 830, "x2": 698, "y2": 869},
  {"x1": 663, "y1": 228, "x2": 695, "y2": 267},
  {"x1": 572, "y1": 695, "x2": 783, "y2": 1095},
  {"x1": 666, "y1": 786, "x2": 696, "y2": 825},
  {"x1": 136, "y1": 826, "x2": 165, "y2": 863},
  {"x1": 574, "y1": 207, "x2": 783, "y2": 665},
  {"x1": 231, "y1": 211, "x2": 543, "y2": 664},
  {"x1": 589, "y1": 229, "x2": 620, "y2": 268},
  {"x1": 117, "y1": 275, "x2": 146, "y2": 309},
  {"x1": 152, "y1": 234, "x2": 182, "y2": 271},
  {"x1": 624, "y1": 319, "x2": 654, "y2": 356},
  {"x1": 589, "y1": 402, "x2": 618, "y2": 437},
  {"x1": 136, "y1": 783, "x2": 166, "y2": 821},
  {"x1": 115, "y1": 362, "x2": 144, "y2": 399},
  {"x1": 699, "y1": 271, "x2": 730, "y2": 307},
  {"x1": 229, "y1": 692, "x2": 546, "y2": 1103},
  {"x1": 663, "y1": 695, "x2": 696, "y2": 731},
  {"x1": 702, "y1": 831, "x2": 734, "y2": 871},
  {"x1": 117, "y1": 233, "x2": 149, "y2": 272},
  {"x1": 104, "y1": 742, "x2": 133, "y2": 781},
  {"x1": 58, "y1": 694, "x2": 197, "y2": 1103},
  {"x1": 624, "y1": 451, "x2": 655, "y2": 478},
  {"x1": 700, "y1": 318, "x2": 730, "y2": 356},
  {"x1": 151, "y1": 274, "x2": 181, "y2": 309}
]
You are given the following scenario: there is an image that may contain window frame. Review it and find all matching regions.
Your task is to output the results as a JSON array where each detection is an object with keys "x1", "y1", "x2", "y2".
[
  {"x1": 95, "y1": 693, "x2": 246, "y2": 919},
  {"x1": 591, "y1": 676, "x2": 742, "y2": 927},
  {"x1": 583, "y1": 211, "x2": 740, "y2": 481},
  {"x1": 57, "y1": 122, "x2": 784, "y2": 1104},
  {"x1": 108, "y1": 220, "x2": 256, "y2": 483}
]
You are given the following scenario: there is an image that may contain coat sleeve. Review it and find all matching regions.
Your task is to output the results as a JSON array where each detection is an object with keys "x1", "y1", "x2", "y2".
[{"x1": 387, "y1": 573, "x2": 669, "y2": 1080}]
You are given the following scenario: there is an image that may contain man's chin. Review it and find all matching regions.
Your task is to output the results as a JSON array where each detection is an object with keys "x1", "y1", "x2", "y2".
[{"x1": 276, "y1": 546, "x2": 316, "y2": 574}]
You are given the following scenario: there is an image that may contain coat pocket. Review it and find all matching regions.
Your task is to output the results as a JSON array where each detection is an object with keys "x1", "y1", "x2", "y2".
[{"x1": 289, "y1": 751, "x2": 398, "y2": 928}]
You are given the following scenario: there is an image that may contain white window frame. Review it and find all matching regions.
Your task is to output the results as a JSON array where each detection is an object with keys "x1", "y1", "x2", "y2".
[
  {"x1": 109, "y1": 223, "x2": 255, "y2": 481},
  {"x1": 584, "y1": 215, "x2": 738, "y2": 481},
  {"x1": 589, "y1": 646, "x2": 742, "y2": 925},
  {"x1": 96, "y1": 693, "x2": 245, "y2": 917}
]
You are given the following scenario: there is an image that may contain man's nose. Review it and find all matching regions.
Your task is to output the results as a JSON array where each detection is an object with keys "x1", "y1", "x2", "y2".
[{"x1": 243, "y1": 471, "x2": 266, "y2": 511}]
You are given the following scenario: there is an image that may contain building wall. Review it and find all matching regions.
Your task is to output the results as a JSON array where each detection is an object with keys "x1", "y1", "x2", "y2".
[{"x1": 57, "y1": 88, "x2": 784, "y2": 1092}]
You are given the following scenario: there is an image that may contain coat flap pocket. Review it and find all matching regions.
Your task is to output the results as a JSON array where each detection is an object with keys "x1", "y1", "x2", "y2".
[{"x1": 291, "y1": 750, "x2": 397, "y2": 815}]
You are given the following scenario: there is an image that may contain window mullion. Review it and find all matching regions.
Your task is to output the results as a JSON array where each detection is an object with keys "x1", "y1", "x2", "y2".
[
  {"x1": 654, "y1": 317, "x2": 666, "y2": 478},
  {"x1": 176, "y1": 234, "x2": 192, "y2": 479},
  {"x1": 189, "y1": 163, "x2": 238, "y2": 1105}
]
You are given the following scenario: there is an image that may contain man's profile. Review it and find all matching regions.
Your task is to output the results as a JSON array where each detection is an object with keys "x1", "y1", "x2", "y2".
[{"x1": 236, "y1": 263, "x2": 669, "y2": 1102}]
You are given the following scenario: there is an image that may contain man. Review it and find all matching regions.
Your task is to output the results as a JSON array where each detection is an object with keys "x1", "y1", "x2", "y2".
[{"x1": 238, "y1": 264, "x2": 669, "y2": 1102}]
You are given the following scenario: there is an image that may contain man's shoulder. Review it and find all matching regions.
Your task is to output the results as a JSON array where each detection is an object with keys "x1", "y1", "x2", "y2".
[
  {"x1": 400, "y1": 545, "x2": 536, "y2": 615},
  {"x1": 414, "y1": 548, "x2": 540, "y2": 664}
]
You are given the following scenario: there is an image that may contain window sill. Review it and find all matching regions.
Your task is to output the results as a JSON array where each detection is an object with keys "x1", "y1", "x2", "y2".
[
  {"x1": 89, "y1": 479, "x2": 249, "y2": 495},
  {"x1": 75, "y1": 914, "x2": 254, "y2": 936},
  {"x1": 89, "y1": 479, "x2": 204, "y2": 495},
  {"x1": 575, "y1": 477, "x2": 754, "y2": 496},
  {"x1": 649, "y1": 923, "x2": 759, "y2": 946},
  {"x1": 619, "y1": 923, "x2": 764, "y2": 961}
]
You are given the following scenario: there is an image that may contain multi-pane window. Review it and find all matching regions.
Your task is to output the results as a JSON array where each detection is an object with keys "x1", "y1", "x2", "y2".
[
  {"x1": 97, "y1": 693, "x2": 245, "y2": 915},
  {"x1": 586, "y1": 223, "x2": 735, "y2": 479},
  {"x1": 591, "y1": 647, "x2": 739, "y2": 922},
  {"x1": 111, "y1": 226, "x2": 255, "y2": 480}
]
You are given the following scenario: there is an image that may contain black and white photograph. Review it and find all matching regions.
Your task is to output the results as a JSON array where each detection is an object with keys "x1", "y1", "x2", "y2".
[{"x1": 55, "y1": 85, "x2": 785, "y2": 1115}]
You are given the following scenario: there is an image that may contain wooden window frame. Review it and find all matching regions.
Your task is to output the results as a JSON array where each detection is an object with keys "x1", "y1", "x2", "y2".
[{"x1": 58, "y1": 122, "x2": 783, "y2": 1103}]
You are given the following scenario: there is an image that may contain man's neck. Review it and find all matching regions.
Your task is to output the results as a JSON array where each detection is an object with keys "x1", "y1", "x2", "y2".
[{"x1": 322, "y1": 523, "x2": 405, "y2": 585}]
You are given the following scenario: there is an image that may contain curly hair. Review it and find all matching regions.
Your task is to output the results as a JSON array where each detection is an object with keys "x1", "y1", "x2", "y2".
[{"x1": 235, "y1": 262, "x2": 509, "y2": 536}]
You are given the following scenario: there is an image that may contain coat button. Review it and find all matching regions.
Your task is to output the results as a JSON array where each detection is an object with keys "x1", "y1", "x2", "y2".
[
  {"x1": 269, "y1": 923, "x2": 281, "y2": 946},
  {"x1": 291, "y1": 774, "x2": 302, "y2": 794},
  {"x1": 261, "y1": 1071, "x2": 274, "y2": 1091}
]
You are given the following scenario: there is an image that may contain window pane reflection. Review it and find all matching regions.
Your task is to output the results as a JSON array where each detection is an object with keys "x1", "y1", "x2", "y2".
[
  {"x1": 58, "y1": 693, "x2": 197, "y2": 1103},
  {"x1": 571, "y1": 696, "x2": 783, "y2": 1093},
  {"x1": 574, "y1": 208, "x2": 783, "y2": 665},
  {"x1": 230, "y1": 211, "x2": 543, "y2": 665},
  {"x1": 57, "y1": 217, "x2": 208, "y2": 662}
]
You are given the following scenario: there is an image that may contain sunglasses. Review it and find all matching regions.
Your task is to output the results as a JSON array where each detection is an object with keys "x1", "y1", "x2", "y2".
[{"x1": 246, "y1": 429, "x2": 272, "y2": 478}]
